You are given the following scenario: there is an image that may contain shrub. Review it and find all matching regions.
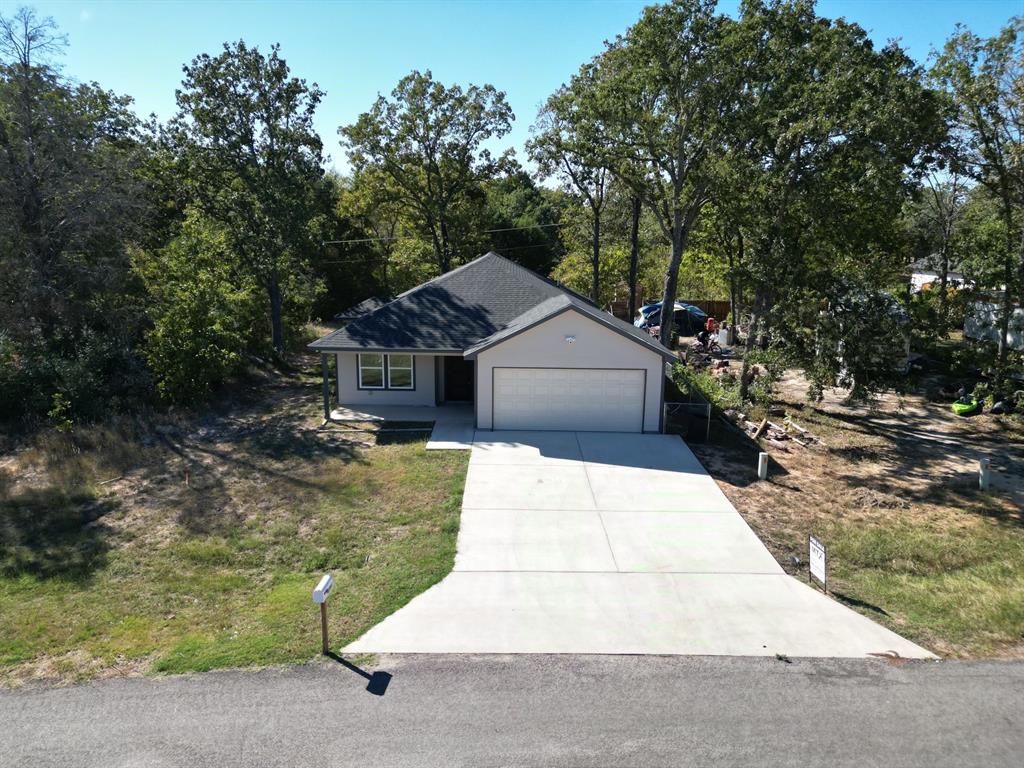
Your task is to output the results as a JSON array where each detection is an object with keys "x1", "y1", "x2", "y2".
[{"x1": 135, "y1": 216, "x2": 258, "y2": 404}]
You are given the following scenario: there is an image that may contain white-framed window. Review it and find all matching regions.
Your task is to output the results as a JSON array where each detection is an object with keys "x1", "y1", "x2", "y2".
[
  {"x1": 358, "y1": 353, "x2": 385, "y2": 389},
  {"x1": 387, "y1": 353, "x2": 415, "y2": 390}
]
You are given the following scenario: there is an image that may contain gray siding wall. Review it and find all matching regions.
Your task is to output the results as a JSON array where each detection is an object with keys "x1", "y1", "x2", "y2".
[
  {"x1": 336, "y1": 353, "x2": 436, "y2": 406},
  {"x1": 475, "y1": 309, "x2": 665, "y2": 432}
]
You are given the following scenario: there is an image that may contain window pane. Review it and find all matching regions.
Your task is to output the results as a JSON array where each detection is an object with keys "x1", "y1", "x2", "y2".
[
  {"x1": 360, "y1": 367, "x2": 384, "y2": 388},
  {"x1": 360, "y1": 353, "x2": 383, "y2": 369},
  {"x1": 389, "y1": 368, "x2": 413, "y2": 388},
  {"x1": 389, "y1": 354, "x2": 412, "y2": 369}
]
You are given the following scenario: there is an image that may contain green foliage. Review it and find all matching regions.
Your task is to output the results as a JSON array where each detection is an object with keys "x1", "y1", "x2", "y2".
[
  {"x1": 0, "y1": 8, "x2": 152, "y2": 425},
  {"x1": 908, "y1": 285, "x2": 969, "y2": 342},
  {"x1": 136, "y1": 216, "x2": 257, "y2": 403},
  {"x1": 552, "y1": 243, "x2": 630, "y2": 307},
  {"x1": 341, "y1": 69, "x2": 514, "y2": 273},
  {"x1": 171, "y1": 40, "x2": 328, "y2": 353},
  {"x1": 803, "y1": 284, "x2": 912, "y2": 403},
  {"x1": 744, "y1": 344, "x2": 787, "y2": 408},
  {"x1": 47, "y1": 394, "x2": 74, "y2": 434},
  {"x1": 931, "y1": 19, "x2": 1023, "y2": 372},
  {"x1": 670, "y1": 363, "x2": 742, "y2": 413},
  {"x1": 580, "y1": 0, "x2": 731, "y2": 341}
]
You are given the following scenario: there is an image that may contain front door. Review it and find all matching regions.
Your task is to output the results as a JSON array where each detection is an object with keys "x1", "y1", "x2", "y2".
[{"x1": 444, "y1": 357, "x2": 475, "y2": 402}]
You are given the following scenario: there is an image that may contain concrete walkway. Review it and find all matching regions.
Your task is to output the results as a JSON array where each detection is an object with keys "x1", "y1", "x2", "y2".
[
  {"x1": 329, "y1": 403, "x2": 474, "y2": 450},
  {"x1": 346, "y1": 431, "x2": 934, "y2": 658}
]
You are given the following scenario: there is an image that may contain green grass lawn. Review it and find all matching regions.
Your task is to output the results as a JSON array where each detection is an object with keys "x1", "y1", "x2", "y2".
[{"x1": 0, "y1": 384, "x2": 468, "y2": 685}]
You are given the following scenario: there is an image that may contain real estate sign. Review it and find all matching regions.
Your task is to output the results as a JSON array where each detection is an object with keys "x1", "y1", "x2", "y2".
[{"x1": 809, "y1": 535, "x2": 827, "y2": 592}]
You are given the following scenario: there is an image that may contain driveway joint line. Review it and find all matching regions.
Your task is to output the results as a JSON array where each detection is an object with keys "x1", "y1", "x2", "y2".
[{"x1": 573, "y1": 431, "x2": 622, "y2": 572}]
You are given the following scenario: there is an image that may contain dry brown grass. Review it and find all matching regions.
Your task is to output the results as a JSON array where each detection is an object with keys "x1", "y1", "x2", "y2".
[{"x1": 693, "y1": 371, "x2": 1024, "y2": 658}]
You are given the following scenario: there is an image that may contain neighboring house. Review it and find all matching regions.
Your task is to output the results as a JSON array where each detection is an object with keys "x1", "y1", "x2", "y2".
[
  {"x1": 908, "y1": 256, "x2": 973, "y2": 294},
  {"x1": 965, "y1": 294, "x2": 1024, "y2": 351},
  {"x1": 309, "y1": 251, "x2": 676, "y2": 433}
]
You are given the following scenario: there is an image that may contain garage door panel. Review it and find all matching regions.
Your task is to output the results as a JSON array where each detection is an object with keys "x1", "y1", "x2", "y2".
[{"x1": 493, "y1": 368, "x2": 645, "y2": 432}]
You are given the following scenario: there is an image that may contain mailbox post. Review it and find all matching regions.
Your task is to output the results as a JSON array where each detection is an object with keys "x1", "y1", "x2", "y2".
[{"x1": 312, "y1": 574, "x2": 334, "y2": 655}]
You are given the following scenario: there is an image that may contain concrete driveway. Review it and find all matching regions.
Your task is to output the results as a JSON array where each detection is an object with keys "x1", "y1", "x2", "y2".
[{"x1": 346, "y1": 431, "x2": 933, "y2": 658}]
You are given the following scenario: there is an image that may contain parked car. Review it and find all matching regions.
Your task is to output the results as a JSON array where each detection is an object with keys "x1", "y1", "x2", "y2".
[{"x1": 634, "y1": 301, "x2": 707, "y2": 335}]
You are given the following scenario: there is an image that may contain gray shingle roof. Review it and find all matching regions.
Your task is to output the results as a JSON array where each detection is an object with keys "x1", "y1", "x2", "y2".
[
  {"x1": 309, "y1": 251, "x2": 674, "y2": 361},
  {"x1": 333, "y1": 296, "x2": 394, "y2": 323}
]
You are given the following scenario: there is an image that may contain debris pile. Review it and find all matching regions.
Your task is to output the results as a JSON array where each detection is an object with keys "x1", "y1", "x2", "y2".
[{"x1": 724, "y1": 410, "x2": 823, "y2": 448}]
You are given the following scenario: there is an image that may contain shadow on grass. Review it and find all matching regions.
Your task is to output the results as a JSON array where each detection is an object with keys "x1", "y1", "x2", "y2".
[
  {"x1": 689, "y1": 426, "x2": 791, "y2": 489},
  {"x1": 326, "y1": 652, "x2": 392, "y2": 696},
  {"x1": 376, "y1": 430, "x2": 432, "y2": 447},
  {"x1": 782, "y1": 397, "x2": 1023, "y2": 526},
  {"x1": 832, "y1": 590, "x2": 891, "y2": 617},
  {"x1": 0, "y1": 486, "x2": 116, "y2": 581}
]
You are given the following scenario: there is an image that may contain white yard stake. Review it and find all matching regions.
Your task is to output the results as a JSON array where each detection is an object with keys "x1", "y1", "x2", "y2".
[
  {"x1": 979, "y1": 458, "x2": 991, "y2": 491},
  {"x1": 758, "y1": 452, "x2": 768, "y2": 481}
]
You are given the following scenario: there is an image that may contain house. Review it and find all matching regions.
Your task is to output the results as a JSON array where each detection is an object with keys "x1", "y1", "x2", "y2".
[
  {"x1": 965, "y1": 293, "x2": 1024, "y2": 351},
  {"x1": 309, "y1": 251, "x2": 677, "y2": 433},
  {"x1": 908, "y1": 256, "x2": 973, "y2": 294}
]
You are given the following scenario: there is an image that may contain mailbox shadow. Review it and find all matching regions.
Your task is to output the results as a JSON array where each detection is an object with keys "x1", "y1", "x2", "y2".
[{"x1": 326, "y1": 652, "x2": 392, "y2": 696}]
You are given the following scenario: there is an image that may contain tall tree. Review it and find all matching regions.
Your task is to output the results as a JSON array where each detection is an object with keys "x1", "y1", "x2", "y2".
[
  {"x1": 725, "y1": 0, "x2": 942, "y2": 400},
  {"x1": 171, "y1": 41, "x2": 326, "y2": 354},
  {"x1": 931, "y1": 19, "x2": 1024, "y2": 376},
  {"x1": 340, "y1": 70, "x2": 513, "y2": 273},
  {"x1": 0, "y1": 7, "x2": 150, "y2": 421},
  {"x1": 528, "y1": 86, "x2": 608, "y2": 301},
  {"x1": 581, "y1": 0, "x2": 736, "y2": 347},
  {"x1": 916, "y1": 167, "x2": 969, "y2": 324}
]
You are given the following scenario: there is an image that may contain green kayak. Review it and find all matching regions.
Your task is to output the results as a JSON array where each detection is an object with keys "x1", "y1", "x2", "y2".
[{"x1": 951, "y1": 397, "x2": 982, "y2": 416}]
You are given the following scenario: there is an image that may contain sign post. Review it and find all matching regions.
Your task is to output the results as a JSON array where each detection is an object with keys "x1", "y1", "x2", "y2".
[
  {"x1": 808, "y1": 535, "x2": 827, "y2": 593},
  {"x1": 312, "y1": 574, "x2": 334, "y2": 655}
]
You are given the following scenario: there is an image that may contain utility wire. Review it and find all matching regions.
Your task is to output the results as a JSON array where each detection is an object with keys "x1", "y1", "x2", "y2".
[{"x1": 322, "y1": 219, "x2": 582, "y2": 246}]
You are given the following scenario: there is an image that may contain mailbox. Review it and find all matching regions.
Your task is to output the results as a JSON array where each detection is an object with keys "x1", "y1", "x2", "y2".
[{"x1": 312, "y1": 573, "x2": 334, "y2": 604}]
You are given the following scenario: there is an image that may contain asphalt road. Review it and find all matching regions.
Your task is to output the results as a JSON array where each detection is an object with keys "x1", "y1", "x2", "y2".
[{"x1": 2, "y1": 654, "x2": 1022, "y2": 767}]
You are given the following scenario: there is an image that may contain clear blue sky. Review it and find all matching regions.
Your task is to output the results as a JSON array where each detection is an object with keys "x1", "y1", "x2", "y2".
[{"x1": 22, "y1": 0, "x2": 1023, "y2": 171}]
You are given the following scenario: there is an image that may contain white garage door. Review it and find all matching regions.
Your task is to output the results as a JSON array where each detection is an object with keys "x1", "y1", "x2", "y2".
[{"x1": 493, "y1": 367, "x2": 646, "y2": 432}]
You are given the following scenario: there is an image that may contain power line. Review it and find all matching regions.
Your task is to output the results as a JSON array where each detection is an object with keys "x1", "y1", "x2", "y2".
[
  {"x1": 322, "y1": 235, "x2": 402, "y2": 245},
  {"x1": 322, "y1": 220, "x2": 582, "y2": 246},
  {"x1": 482, "y1": 221, "x2": 573, "y2": 234}
]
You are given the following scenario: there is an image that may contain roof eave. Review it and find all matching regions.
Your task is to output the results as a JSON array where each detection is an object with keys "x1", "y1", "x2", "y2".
[{"x1": 308, "y1": 342, "x2": 465, "y2": 355}]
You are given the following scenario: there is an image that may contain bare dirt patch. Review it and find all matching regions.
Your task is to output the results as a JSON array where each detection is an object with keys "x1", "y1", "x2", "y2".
[{"x1": 692, "y1": 370, "x2": 1024, "y2": 658}]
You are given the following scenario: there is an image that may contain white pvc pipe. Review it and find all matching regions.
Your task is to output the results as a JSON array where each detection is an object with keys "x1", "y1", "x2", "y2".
[
  {"x1": 979, "y1": 458, "x2": 990, "y2": 490},
  {"x1": 758, "y1": 452, "x2": 769, "y2": 481}
]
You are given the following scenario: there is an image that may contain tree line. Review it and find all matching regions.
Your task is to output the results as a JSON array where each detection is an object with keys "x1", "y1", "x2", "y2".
[{"x1": 0, "y1": 1, "x2": 1021, "y2": 427}]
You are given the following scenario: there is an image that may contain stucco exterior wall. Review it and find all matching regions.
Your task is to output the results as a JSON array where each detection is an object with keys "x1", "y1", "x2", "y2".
[
  {"x1": 475, "y1": 309, "x2": 665, "y2": 432},
  {"x1": 336, "y1": 353, "x2": 436, "y2": 406}
]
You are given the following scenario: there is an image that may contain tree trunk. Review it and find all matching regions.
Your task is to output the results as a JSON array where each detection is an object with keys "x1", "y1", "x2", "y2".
[
  {"x1": 440, "y1": 218, "x2": 452, "y2": 273},
  {"x1": 728, "y1": 229, "x2": 743, "y2": 329},
  {"x1": 658, "y1": 201, "x2": 703, "y2": 349},
  {"x1": 268, "y1": 266, "x2": 284, "y2": 354},
  {"x1": 937, "y1": 243, "x2": 949, "y2": 324},
  {"x1": 628, "y1": 196, "x2": 641, "y2": 321},
  {"x1": 591, "y1": 210, "x2": 601, "y2": 303},
  {"x1": 658, "y1": 214, "x2": 685, "y2": 349},
  {"x1": 738, "y1": 289, "x2": 765, "y2": 402}
]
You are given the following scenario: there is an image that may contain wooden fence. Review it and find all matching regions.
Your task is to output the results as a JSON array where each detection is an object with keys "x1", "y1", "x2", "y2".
[{"x1": 680, "y1": 299, "x2": 732, "y2": 321}]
